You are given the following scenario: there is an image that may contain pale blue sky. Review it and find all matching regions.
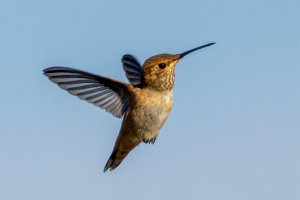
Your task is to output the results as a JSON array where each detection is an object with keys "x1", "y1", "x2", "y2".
[{"x1": 0, "y1": 0, "x2": 299, "y2": 199}]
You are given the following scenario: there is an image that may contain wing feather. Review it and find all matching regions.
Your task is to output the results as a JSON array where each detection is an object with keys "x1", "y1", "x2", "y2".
[
  {"x1": 43, "y1": 67, "x2": 129, "y2": 118},
  {"x1": 122, "y1": 54, "x2": 142, "y2": 86}
]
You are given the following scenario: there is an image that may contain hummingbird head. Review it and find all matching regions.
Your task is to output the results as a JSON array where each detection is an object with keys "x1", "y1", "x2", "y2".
[{"x1": 142, "y1": 42, "x2": 215, "y2": 91}]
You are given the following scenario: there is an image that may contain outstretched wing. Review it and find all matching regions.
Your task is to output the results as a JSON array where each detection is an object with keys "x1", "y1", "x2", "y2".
[
  {"x1": 121, "y1": 54, "x2": 142, "y2": 86},
  {"x1": 43, "y1": 67, "x2": 129, "y2": 118}
]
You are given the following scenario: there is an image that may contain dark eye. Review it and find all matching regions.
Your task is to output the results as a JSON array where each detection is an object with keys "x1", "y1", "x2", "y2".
[{"x1": 158, "y1": 63, "x2": 166, "y2": 69}]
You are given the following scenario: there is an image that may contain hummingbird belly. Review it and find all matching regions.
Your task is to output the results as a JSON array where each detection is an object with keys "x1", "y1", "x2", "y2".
[{"x1": 127, "y1": 90, "x2": 173, "y2": 141}]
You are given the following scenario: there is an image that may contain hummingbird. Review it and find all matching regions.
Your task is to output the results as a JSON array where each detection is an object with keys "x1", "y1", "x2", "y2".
[{"x1": 43, "y1": 42, "x2": 215, "y2": 172}]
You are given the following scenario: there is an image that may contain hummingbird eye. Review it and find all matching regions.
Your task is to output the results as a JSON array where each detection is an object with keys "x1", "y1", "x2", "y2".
[{"x1": 157, "y1": 63, "x2": 166, "y2": 69}]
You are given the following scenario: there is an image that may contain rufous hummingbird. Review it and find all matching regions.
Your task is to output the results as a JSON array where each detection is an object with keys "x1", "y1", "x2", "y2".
[{"x1": 43, "y1": 42, "x2": 215, "y2": 172}]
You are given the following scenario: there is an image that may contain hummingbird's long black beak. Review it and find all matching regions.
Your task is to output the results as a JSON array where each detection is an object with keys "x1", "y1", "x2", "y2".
[{"x1": 179, "y1": 42, "x2": 215, "y2": 59}]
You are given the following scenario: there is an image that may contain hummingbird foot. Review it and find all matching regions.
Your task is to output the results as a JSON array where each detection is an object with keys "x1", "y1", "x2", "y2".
[{"x1": 143, "y1": 136, "x2": 157, "y2": 144}]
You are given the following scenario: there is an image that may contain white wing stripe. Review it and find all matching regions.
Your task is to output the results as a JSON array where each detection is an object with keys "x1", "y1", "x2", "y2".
[
  {"x1": 76, "y1": 87, "x2": 106, "y2": 96},
  {"x1": 94, "y1": 92, "x2": 115, "y2": 105},
  {"x1": 123, "y1": 65, "x2": 140, "y2": 73},
  {"x1": 110, "y1": 98, "x2": 121, "y2": 113},
  {"x1": 85, "y1": 89, "x2": 111, "y2": 101},
  {"x1": 58, "y1": 80, "x2": 98, "y2": 84},
  {"x1": 102, "y1": 95, "x2": 118, "y2": 110},
  {"x1": 67, "y1": 83, "x2": 102, "y2": 91},
  {"x1": 123, "y1": 62, "x2": 141, "y2": 70}
]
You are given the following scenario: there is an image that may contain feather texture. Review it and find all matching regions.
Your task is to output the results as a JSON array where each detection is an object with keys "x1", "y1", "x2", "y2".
[
  {"x1": 122, "y1": 54, "x2": 142, "y2": 86},
  {"x1": 43, "y1": 67, "x2": 129, "y2": 118}
]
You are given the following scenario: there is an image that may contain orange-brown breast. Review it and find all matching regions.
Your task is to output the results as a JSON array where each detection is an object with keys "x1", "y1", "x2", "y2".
[{"x1": 124, "y1": 87, "x2": 173, "y2": 141}]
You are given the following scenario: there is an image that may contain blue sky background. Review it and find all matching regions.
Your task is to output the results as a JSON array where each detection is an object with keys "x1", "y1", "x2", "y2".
[{"x1": 0, "y1": 0, "x2": 299, "y2": 199}]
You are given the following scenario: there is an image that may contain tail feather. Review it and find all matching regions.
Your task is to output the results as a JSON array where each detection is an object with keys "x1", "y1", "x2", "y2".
[
  {"x1": 103, "y1": 148, "x2": 129, "y2": 172},
  {"x1": 103, "y1": 149, "x2": 117, "y2": 172},
  {"x1": 103, "y1": 132, "x2": 141, "y2": 172}
]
